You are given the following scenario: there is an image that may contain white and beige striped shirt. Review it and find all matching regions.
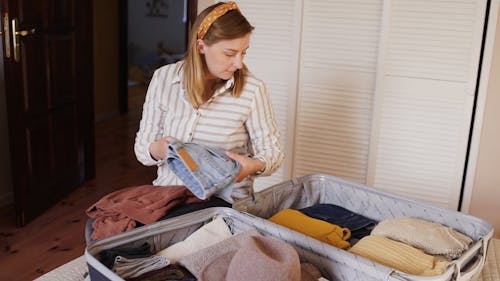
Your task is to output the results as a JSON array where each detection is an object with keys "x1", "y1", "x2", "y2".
[{"x1": 134, "y1": 60, "x2": 284, "y2": 202}]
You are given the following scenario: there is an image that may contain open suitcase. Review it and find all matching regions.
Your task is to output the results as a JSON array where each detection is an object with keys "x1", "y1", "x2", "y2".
[
  {"x1": 86, "y1": 207, "x2": 352, "y2": 281},
  {"x1": 85, "y1": 173, "x2": 493, "y2": 281},
  {"x1": 233, "y1": 173, "x2": 494, "y2": 281}
]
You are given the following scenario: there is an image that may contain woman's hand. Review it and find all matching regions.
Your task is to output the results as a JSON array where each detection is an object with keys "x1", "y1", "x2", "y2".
[
  {"x1": 226, "y1": 151, "x2": 265, "y2": 182},
  {"x1": 149, "y1": 136, "x2": 175, "y2": 161}
]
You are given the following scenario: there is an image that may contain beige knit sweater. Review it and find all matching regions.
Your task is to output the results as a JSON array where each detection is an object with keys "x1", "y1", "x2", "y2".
[{"x1": 349, "y1": 235, "x2": 449, "y2": 276}]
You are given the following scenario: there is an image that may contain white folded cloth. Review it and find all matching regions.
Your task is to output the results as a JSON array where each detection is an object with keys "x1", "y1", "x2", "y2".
[
  {"x1": 155, "y1": 216, "x2": 232, "y2": 262},
  {"x1": 371, "y1": 217, "x2": 473, "y2": 259}
]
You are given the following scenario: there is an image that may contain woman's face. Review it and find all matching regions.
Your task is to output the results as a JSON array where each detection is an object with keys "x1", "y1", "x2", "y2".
[{"x1": 198, "y1": 33, "x2": 251, "y2": 80}]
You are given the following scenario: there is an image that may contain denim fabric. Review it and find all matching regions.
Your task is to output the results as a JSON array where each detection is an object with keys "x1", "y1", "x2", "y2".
[
  {"x1": 300, "y1": 204, "x2": 377, "y2": 239},
  {"x1": 166, "y1": 140, "x2": 240, "y2": 200}
]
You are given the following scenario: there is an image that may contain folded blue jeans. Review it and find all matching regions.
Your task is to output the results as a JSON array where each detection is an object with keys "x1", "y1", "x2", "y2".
[
  {"x1": 166, "y1": 140, "x2": 240, "y2": 200},
  {"x1": 299, "y1": 204, "x2": 378, "y2": 239}
]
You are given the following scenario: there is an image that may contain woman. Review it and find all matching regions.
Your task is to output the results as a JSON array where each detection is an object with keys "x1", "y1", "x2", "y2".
[{"x1": 134, "y1": 1, "x2": 284, "y2": 204}]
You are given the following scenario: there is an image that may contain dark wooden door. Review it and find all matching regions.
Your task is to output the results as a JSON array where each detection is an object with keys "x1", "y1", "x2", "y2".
[{"x1": 1, "y1": 0, "x2": 94, "y2": 226}]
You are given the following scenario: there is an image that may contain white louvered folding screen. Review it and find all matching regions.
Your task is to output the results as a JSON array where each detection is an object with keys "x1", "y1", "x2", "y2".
[
  {"x1": 200, "y1": 0, "x2": 489, "y2": 209},
  {"x1": 367, "y1": 0, "x2": 487, "y2": 209},
  {"x1": 293, "y1": 0, "x2": 384, "y2": 183},
  {"x1": 237, "y1": 0, "x2": 302, "y2": 191}
]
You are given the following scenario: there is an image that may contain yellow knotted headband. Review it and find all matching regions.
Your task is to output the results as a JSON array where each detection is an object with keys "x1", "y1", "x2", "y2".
[{"x1": 197, "y1": 1, "x2": 239, "y2": 39}]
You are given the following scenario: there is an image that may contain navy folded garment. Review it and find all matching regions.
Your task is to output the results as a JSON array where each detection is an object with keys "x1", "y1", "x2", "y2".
[
  {"x1": 158, "y1": 196, "x2": 231, "y2": 221},
  {"x1": 299, "y1": 204, "x2": 377, "y2": 239}
]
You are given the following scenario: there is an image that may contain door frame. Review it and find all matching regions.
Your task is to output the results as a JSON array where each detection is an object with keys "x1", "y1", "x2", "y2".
[
  {"x1": 0, "y1": 0, "x2": 14, "y2": 209},
  {"x1": 1, "y1": 0, "x2": 95, "y2": 225},
  {"x1": 118, "y1": 0, "x2": 198, "y2": 114},
  {"x1": 461, "y1": 0, "x2": 500, "y2": 213}
]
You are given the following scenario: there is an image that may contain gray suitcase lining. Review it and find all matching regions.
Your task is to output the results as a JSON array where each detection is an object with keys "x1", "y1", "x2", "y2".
[
  {"x1": 86, "y1": 207, "x2": 392, "y2": 281},
  {"x1": 86, "y1": 174, "x2": 493, "y2": 281},
  {"x1": 233, "y1": 173, "x2": 494, "y2": 281}
]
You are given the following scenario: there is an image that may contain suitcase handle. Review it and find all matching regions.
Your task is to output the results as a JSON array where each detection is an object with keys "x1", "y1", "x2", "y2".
[
  {"x1": 388, "y1": 237, "x2": 487, "y2": 281},
  {"x1": 453, "y1": 253, "x2": 483, "y2": 280},
  {"x1": 453, "y1": 237, "x2": 488, "y2": 281}
]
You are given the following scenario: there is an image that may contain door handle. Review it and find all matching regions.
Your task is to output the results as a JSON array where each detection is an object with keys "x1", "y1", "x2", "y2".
[
  {"x1": 15, "y1": 27, "x2": 35, "y2": 36},
  {"x1": 11, "y1": 18, "x2": 36, "y2": 62}
]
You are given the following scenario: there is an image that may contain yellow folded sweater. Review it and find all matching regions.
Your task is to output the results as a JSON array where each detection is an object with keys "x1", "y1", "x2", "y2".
[
  {"x1": 268, "y1": 209, "x2": 351, "y2": 249},
  {"x1": 349, "y1": 235, "x2": 449, "y2": 276}
]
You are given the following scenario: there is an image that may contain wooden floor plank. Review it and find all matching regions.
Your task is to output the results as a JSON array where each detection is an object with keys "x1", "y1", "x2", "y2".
[{"x1": 0, "y1": 105, "x2": 156, "y2": 280}]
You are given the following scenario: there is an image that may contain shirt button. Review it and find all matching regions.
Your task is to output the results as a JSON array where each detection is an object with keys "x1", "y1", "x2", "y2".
[
  {"x1": 189, "y1": 132, "x2": 193, "y2": 136},
  {"x1": 196, "y1": 112, "x2": 200, "y2": 116}
]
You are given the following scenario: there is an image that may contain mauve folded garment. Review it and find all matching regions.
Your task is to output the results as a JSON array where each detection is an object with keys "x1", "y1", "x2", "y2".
[{"x1": 86, "y1": 185, "x2": 205, "y2": 240}]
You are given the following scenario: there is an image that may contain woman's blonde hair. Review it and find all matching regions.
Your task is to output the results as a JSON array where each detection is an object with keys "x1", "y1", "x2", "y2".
[{"x1": 183, "y1": 2, "x2": 254, "y2": 108}]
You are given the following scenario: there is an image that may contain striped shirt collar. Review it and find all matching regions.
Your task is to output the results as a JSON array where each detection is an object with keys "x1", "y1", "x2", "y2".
[{"x1": 171, "y1": 60, "x2": 235, "y2": 97}]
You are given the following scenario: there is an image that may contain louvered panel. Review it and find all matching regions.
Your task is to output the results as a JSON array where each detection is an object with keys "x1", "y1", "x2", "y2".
[
  {"x1": 295, "y1": 153, "x2": 368, "y2": 182},
  {"x1": 301, "y1": 0, "x2": 382, "y2": 73},
  {"x1": 294, "y1": 81, "x2": 374, "y2": 183},
  {"x1": 237, "y1": 0, "x2": 301, "y2": 190},
  {"x1": 385, "y1": 0, "x2": 480, "y2": 82},
  {"x1": 239, "y1": 1, "x2": 295, "y2": 62},
  {"x1": 369, "y1": 0, "x2": 486, "y2": 210},
  {"x1": 294, "y1": 0, "x2": 383, "y2": 184},
  {"x1": 297, "y1": 124, "x2": 371, "y2": 146},
  {"x1": 374, "y1": 172, "x2": 452, "y2": 206},
  {"x1": 372, "y1": 78, "x2": 474, "y2": 209},
  {"x1": 295, "y1": 141, "x2": 369, "y2": 167}
]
